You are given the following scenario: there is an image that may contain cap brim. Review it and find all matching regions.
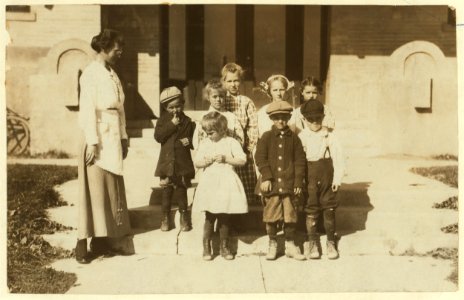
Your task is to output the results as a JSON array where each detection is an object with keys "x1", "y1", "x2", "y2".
[
  {"x1": 268, "y1": 110, "x2": 293, "y2": 116},
  {"x1": 160, "y1": 94, "x2": 181, "y2": 103}
]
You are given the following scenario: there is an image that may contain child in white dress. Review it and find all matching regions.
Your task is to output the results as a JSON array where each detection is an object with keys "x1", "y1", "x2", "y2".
[
  {"x1": 194, "y1": 112, "x2": 248, "y2": 260},
  {"x1": 193, "y1": 79, "x2": 244, "y2": 149}
]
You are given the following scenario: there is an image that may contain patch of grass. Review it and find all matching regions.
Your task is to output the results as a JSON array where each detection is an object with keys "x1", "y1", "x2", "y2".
[
  {"x1": 9, "y1": 149, "x2": 73, "y2": 159},
  {"x1": 441, "y1": 223, "x2": 458, "y2": 234},
  {"x1": 398, "y1": 247, "x2": 458, "y2": 285},
  {"x1": 7, "y1": 164, "x2": 78, "y2": 293},
  {"x1": 410, "y1": 165, "x2": 458, "y2": 188},
  {"x1": 433, "y1": 196, "x2": 458, "y2": 210},
  {"x1": 432, "y1": 154, "x2": 458, "y2": 161}
]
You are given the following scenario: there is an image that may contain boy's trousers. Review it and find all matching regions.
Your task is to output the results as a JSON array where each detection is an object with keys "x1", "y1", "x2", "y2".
[{"x1": 305, "y1": 158, "x2": 338, "y2": 241}]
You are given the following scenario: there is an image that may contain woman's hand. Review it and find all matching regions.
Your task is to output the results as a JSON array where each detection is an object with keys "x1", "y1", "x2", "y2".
[
  {"x1": 121, "y1": 139, "x2": 129, "y2": 159},
  {"x1": 294, "y1": 187, "x2": 302, "y2": 196},
  {"x1": 260, "y1": 180, "x2": 272, "y2": 193},
  {"x1": 85, "y1": 144, "x2": 97, "y2": 166}
]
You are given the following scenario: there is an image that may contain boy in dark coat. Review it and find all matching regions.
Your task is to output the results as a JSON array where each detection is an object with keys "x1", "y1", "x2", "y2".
[
  {"x1": 155, "y1": 86, "x2": 196, "y2": 232},
  {"x1": 254, "y1": 101, "x2": 307, "y2": 261}
]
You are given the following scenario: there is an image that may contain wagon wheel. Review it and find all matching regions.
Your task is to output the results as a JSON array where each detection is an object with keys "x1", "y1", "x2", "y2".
[{"x1": 7, "y1": 115, "x2": 30, "y2": 155}]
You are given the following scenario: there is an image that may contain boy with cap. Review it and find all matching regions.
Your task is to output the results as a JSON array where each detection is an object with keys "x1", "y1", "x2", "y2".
[
  {"x1": 154, "y1": 87, "x2": 196, "y2": 232},
  {"x1": 298, "y1": 99, "x2": 344, "y2": 259},
  {"x1": 254, "y1": 100, "x2": 306, "y2": 261}
]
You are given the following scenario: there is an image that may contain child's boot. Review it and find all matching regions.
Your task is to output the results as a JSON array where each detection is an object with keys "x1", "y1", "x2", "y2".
[
  {"x1": 266, "y1": 239, "x2": 278, "y2": 260},
  {"x1": 323, "y1": 208, "x2": 338, "y2": 259},
  {"x1": 202, "y1": 238, "x2": 212, "y2": 261},
  {"x1": 285, "y1": 241, "x2": 306, "y2": 261},
  {"x1": 305, "y1": 214, "x2": 321, "y2": 259},
  {"x1": 160, "y1": 212, "x2": 170, "y2": 231},
  {"x1": 326, "y1": 240, "x2": 339, "y2": 259},
  {"x1": 304, "y1": 240, "x2": 321, "y2": 259},
  {"x1": 220, "y1": 238, "x2": 234, "y2": 260},
  {"x1": 179, "y1": 210, "x2": 192, "y2": 232}
]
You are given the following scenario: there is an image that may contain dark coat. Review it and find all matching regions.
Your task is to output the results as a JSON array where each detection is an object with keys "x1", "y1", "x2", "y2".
[
  {"x1": 154, "y1": 111, "x2": 196, "y2": 179},
  {"x1": 254, "y1": 126, "x2": 306, "y2": 197}
]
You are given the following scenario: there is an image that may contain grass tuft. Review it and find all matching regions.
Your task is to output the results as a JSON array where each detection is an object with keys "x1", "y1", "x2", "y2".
[
  {"x1": 7, "y1": 164, "x2": 78, "y2": 293},
  {"x1": 410, "y1": 165, "x2": 458, "y2": 188}
]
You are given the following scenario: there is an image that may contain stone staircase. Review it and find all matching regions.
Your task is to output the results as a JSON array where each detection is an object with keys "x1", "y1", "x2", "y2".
[{"x1": 122, "y1": 117, "x2": 377, "y2": 256}]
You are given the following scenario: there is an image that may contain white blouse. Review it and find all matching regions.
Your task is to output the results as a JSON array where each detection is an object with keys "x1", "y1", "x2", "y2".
[
  {"x1": 78, "y1": 60, "x2": 127, "y2": 175},
  {"x1": 298, "y1": 127, "x2": 345, "y2": 186}
]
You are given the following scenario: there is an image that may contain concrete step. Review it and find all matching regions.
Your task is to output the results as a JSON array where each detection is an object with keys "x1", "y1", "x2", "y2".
[
  {"x1": 128, "y1": 204, "x2": 373, "y2": 234},
  {"x1": 129, "y1": 137, "x2": 158, "y2": 149}
]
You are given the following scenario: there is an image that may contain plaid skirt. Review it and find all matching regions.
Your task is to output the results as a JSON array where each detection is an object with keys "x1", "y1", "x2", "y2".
[{"x1": 235, "y1": 153, "x2": 259, "y2": 205}]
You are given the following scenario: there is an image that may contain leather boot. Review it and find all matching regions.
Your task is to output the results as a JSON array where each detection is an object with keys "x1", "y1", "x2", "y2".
[
  {"x1": 266, "y1": 239, "x2": 278, "y2": 260},
  {"x1": 75, "y1": 239, "x2": 91, "y2": 264},
  {"x1": 160, "y1": 212, "x2": 170, "y2": 231},
  {"x1": 180, "y1": 210, "x2": 192, "y2": 232},
  {"x1": 326, "y1": 240, "x2": 339, "y2": 259},
  {"x1": 203, "y1": 238, "x2": 212, "y2": 261},
  {"x1": 285, "y1": 241, "x2": 306, "y2": 261},
  {"x1": 220, "y1": 239, "x2": 234, "y2": 260},
  {"x1": 304, "y1": 240, "x2": 321, "y2": 259}
]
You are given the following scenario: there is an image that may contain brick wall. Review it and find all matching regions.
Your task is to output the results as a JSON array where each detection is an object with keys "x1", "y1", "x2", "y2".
[{"x1": 327, "y1": 6, "x2": 458, "y2": 156}]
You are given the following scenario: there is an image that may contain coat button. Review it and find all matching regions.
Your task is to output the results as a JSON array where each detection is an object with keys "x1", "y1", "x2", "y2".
[
  {"x1": 278, "y1": 167, "x2": 282, "y2": 171},
  {"x1": 279, "y1": 188, "x2": 283, "y2": 192},
  {"x1": 278, "y1": 178, "x2": 282, "y2": 182},
  {"x1": 278, "y1": 156, "x2": 282, "y2": 160},
  {"x1": 279, "y1": 144, "x2": 282, "y2": 148}
]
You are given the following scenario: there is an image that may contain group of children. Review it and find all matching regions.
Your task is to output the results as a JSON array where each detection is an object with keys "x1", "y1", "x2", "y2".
[{"x1": 154, "y1": 63, "x2": 344, "y2": 262}]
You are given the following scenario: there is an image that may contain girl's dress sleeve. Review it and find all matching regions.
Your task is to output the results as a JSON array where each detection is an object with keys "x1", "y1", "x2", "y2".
[
  {"x1": 78, "y1": 69, "x2": 99, "y2": 145},
  {"x1": 233, "y1": 116, "x2": 245, "y2": 147},
  {"x1": 194, "y1": 139, "x2": 209, "y2": 167},
  {"x1": 246, "y1": 99, "x2": 259, "y2": 153},
  {"x1": 229, "y1": 137, "x2": 247, "y2": 164}
]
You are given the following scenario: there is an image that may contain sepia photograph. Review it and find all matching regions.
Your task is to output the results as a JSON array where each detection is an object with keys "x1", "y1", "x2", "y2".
[{"x1": 1, "y1": 0, "x2": 462, "y2": 297}]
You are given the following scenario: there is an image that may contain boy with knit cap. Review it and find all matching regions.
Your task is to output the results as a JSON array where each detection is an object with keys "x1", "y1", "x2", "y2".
[
  {"x1": 154, "y1": 87, "x2": 196, "y2": 232},
  {"x1": 254, "y1": 101, "x2": 306, "y2": 261},
  {"x1": 298, "y1": 99, "x2": 345, "y2": 259}
]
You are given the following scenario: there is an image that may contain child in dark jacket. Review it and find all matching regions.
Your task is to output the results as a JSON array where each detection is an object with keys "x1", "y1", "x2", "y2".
[
  {"x1": 254, "y1": 100, "x2": 307, "y2": 261},
  {"x1": 154, "y1": 86, "x2": 196, "y2": 232}
]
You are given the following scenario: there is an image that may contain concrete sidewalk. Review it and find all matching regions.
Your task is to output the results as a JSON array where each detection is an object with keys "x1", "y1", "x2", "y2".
[{"x1": 41, "y1": 154, "x2": 458, "y2": 293}]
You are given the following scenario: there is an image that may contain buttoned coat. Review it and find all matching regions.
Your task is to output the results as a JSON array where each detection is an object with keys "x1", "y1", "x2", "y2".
[
  {"x1": 254, "y1": 126, "x2": 306, "y2": 197},
  {"x1": 154, "y1": 112, "x2": 196, "y2": 179}
]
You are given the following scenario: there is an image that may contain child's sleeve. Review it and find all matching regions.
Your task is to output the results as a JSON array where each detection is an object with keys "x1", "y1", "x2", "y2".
[
  {"x1": 233, "y1": 116, "x2": 245, "y2": 147},
  {"x1": 293, "y1": 135, "x2": 307, "y2": 188},
  {"x1": 228, "y1": 138, "x2": 246, "y2": 166},
  {"x1": 254, "y1": 134, "x2": 273, "y2": 182},
  {"x1": 246, "y1": 100, "x2": 259, "y2": 153},
  {"x1": 154, "y1": 115, "x2": 177, "y2": 144},
  {"x1": 329, "y1": 133, "x2": 345, "y2": 186},
  {"x1": 323, "y1": 105, "x2": 335, "y2": 130},
  {"x1": 193, "y1": 139, "x2": 208, "y2": 168},
  {"x1": 187, "y1": 120, "x2": 196, "y2": 150}
]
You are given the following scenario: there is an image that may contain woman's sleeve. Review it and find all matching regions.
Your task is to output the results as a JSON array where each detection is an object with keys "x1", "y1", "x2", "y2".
[
  {"x1": 118, "y1": 103, "x2": 128, "y2": 140},
  {"x1": 78, "y1": 71, "x2": 99, "y2": 145}
]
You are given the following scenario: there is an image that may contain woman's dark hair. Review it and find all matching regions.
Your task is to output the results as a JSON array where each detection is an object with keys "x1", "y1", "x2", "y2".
[{"x1": 91, "y1": 29, "x2": 124, "y2": 53}]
